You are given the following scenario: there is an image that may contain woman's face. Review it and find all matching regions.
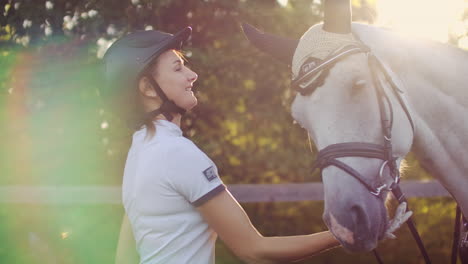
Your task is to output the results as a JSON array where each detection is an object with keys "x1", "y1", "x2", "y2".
[{"x1": 151, "y1": 49, "x2": 198, "y2": 111}]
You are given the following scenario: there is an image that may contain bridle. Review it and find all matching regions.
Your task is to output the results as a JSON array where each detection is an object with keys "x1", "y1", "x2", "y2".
[
  {"x1": 291, "y1": 43, "x2": 434, "y2": 263},
  {"x1": 303, "y1": 44, "x2": 415, "y2": 198},
  {"x1": 241, "y1": 20, "x2": 467, "y2": 263},
  {"x1": 293, "y1": 43, "x2": 415, "y2": 199}
]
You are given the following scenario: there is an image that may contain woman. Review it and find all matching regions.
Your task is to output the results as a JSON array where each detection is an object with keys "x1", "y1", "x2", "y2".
[{"x1": 103, "y1": 27, "x2": 408, "y2": 264}]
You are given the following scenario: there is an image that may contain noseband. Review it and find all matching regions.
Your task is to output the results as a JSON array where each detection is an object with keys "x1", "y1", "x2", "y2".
[{"x1": 292, "y1": 43, "x2": 434, "y2": 264}]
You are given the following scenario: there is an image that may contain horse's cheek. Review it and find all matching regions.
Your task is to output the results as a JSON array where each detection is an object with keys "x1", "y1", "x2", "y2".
[{"x1": 291, "y1": 96, "x2": 309, "y2": 129}]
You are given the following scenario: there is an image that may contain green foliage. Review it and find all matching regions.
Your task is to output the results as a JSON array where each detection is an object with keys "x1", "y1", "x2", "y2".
[
  {"x1": 0, "y1": 0, "x2": 465, "y2": 263},
  {"x1": 0, "y1": 204, "x2": 121, "y2": 264}
]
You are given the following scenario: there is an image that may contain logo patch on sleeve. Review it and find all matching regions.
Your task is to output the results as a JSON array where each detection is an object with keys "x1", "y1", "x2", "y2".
[{"x1": 203, "y1": 166, "x2": 218, "y2": 182}]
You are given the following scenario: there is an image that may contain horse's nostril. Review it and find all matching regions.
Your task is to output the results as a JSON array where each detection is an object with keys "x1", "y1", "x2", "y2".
[{"x1": 350, "y1": 205, "x2": 367, "y2": 229}]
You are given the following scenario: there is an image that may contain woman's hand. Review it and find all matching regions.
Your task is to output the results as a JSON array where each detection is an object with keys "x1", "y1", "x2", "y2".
[{"x1": 383, "y1": 202, "x2": 413, "y2": 240}]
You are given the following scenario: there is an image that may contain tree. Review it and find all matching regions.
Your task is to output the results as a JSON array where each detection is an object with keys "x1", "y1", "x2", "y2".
[{"x1": 0, "y1": 0, "x2": 464, "y2": 263}]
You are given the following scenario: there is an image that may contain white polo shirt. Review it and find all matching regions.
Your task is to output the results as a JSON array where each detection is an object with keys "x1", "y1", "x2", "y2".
[{"x1": 122, "y1": 120, "x2": 225, "y2": 264}]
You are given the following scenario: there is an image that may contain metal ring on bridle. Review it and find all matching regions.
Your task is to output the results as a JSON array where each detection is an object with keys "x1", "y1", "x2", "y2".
[
  {"x1": 378, "y1": 160, "x2": 389, "y2": 180},
  {"x1": 370, "y1": 183, "x2": 388, "y2": 196},
  {"x1": 378, "y1": 159, "x2": 400, "y2": 187}
]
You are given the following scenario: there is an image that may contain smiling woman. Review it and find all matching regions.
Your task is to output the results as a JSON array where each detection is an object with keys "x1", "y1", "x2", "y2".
[
  {"x1": 106, "y1": 27, "x2": 344, "y2": 264},
  {"x1": 375, "y1": 0, "x2": 466, "y2": 43}
]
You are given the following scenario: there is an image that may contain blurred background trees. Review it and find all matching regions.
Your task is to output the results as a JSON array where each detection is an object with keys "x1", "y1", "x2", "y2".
[{"x1": 0, "y1": 0, "x2": 466, "y2": 263}]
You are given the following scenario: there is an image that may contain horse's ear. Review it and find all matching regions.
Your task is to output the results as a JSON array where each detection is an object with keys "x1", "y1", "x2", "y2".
[{"x1": 241, "y1": 23, "x2": 299, "y2": 65}]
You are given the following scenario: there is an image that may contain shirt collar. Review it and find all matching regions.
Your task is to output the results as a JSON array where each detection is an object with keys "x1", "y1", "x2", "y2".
[{"x1": 155, "y1": 120, "x2": 183, "y2": 137}]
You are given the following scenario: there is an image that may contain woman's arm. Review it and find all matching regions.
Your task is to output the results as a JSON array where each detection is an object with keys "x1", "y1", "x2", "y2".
[
  {"x1": 115, "y1": 214, "x2": 139, "y2": 264},
  {"x1": 197, "y1": 189, "x2": 340, "y2": 264}
]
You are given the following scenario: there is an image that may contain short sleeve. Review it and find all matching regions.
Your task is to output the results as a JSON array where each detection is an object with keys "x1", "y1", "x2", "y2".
[{"x1": 165, "y1": 139, "x2": 225, "y2": 206}]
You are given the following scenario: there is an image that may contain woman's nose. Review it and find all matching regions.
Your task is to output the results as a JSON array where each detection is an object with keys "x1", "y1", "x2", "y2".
[{"x1": 188, "y1": 69, "x2": 198, "y2": 83}]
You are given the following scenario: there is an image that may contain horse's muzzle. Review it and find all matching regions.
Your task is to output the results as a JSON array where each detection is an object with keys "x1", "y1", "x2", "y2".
[{"x1": 323, "y1": 200, "x2": 387, "y2": 252}]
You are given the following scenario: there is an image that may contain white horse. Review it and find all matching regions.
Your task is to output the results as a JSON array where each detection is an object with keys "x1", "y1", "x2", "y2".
[{"x1": 243, "y1": 20, "x2": 468, "y2": 253}]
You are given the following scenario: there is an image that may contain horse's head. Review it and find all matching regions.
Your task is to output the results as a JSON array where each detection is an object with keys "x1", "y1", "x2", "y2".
[{"x1": 243, "y1": 21, "x2": 414, "y2": 252}]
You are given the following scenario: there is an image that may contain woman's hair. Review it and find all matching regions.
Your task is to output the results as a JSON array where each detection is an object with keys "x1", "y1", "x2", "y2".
[{"x1": 137, "y1": 49, "x2": 187, "y2": 139}]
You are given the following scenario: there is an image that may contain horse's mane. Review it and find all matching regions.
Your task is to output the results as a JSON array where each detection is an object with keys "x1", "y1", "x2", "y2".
[
  {"x1": 352, "y1": 23, "x2": 468, "y2": 59},
  {"x1": 352, "y1": 23, "x2": 468, "y2": 107}
]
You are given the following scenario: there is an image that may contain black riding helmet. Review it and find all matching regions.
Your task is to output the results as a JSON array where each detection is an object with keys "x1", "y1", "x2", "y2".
[{"x1": 102, "y1": 27, "x2": 192, "y2": 123}]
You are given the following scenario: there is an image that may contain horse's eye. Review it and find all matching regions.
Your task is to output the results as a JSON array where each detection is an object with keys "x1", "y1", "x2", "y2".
[{"x1": 353, "y1": 79, "x2": 367, "y2": 90}]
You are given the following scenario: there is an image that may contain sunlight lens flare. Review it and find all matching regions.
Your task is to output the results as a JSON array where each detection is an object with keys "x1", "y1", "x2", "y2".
[
  {"x1": 277, "y1": 0, "x2": 288, "y2": 7},
  {"x1": 376, "y1": 0, "x2": 466, "y2": 43}
]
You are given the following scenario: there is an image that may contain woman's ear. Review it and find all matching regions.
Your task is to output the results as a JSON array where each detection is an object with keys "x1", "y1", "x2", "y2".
[{"x1": 138, "y1": 76, "x2": 158, "y2": 98}]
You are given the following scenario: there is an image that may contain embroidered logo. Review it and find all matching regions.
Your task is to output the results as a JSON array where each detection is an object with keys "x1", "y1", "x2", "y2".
[{"x1": 203, "y1": 166, "x2": 218, "y2": 182}]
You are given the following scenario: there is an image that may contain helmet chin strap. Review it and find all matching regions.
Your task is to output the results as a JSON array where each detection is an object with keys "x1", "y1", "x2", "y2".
[{"x1": 144, "y1": 73, "x2": 186, "y2": 122}]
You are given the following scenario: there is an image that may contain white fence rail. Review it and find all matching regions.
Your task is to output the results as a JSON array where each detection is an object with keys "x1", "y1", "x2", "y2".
[{"x1": 0, "y1": 180, "x2": 450, "y2": 204}]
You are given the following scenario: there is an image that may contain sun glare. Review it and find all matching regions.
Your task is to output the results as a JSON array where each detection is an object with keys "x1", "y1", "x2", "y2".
[
  {"x1": 376, "y1": 0, "x2": 466, "y2": 43},
  {"x1": 277, "y1": 0, "x2": 288, "y2": 8}
]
